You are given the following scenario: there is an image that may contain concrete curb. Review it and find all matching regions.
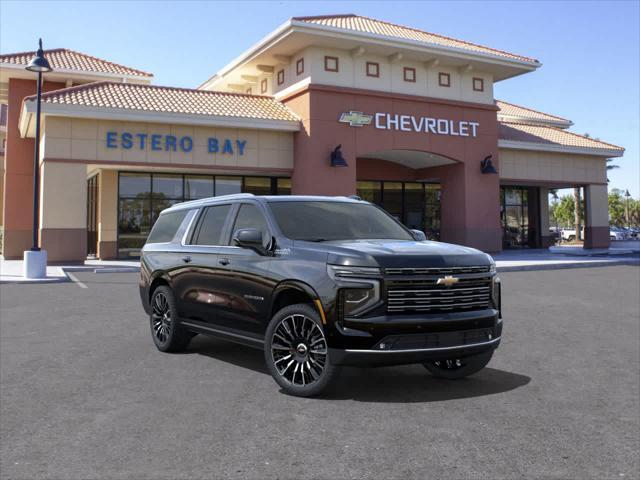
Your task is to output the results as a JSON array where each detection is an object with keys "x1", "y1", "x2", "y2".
[{"x1": 497, "y1": 258, "x2": 640, "y2": 272}]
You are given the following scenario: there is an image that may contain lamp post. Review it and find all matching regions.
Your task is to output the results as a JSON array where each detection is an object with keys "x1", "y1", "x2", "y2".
[
  {"x1": 625, "y1": 189, "x2": 631, "y2": 230},
  {"x1": 23, "y1": 39, "x2": 52, "y2": 279}
]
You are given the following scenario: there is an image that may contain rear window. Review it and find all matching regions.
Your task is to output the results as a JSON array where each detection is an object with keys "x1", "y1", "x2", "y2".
[{"x1": 146, "y1": 210, "x2": 188, "y2": 244}]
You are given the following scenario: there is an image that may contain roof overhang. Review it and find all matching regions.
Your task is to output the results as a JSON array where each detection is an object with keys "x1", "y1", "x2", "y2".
[
  {"x1": 497, "y1": 114, "x2": 573, "y2": 129},
  {"x1": 200, "y1": 19, "x2": 540, "y2": 89},
  {"x1": 498, "y1": 139, "x2": 624, "y2": 158},
  {"x1": 0, "y1": 62, "x2": 153, "y2": 86},
  {"x1": 19, "y1": 99, "x2": 301, "y2": 138}
]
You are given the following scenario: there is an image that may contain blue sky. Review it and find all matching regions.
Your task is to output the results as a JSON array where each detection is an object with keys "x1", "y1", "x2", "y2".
[{"x1": 1, "y1": 0, "x2": 638, "y2": 197}]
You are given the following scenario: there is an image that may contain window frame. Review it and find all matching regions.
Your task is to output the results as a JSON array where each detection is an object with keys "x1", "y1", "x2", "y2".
[
  {"x1": 187, "y1": 203, "x2": 235, "y2": 247},
  {"x1": 366, "y1": 61, "x2": 380, "y2": 78},
  {"x1": 438, "y1": 72, "x2": 451, "y2": 87},
  {"x1": 403, "y1": 67, "x2": 416, "y2": 83},
  {"x1": 472, "y1": 77, "x2": 484, "y2": 92},
  {"x1": 277, "y1": 69, "x2": 284, "y2": 85},
  {"x1": 260, "y1": 78, "x2": 268, "y2": 94},
  {"x1": 296, "y1": 58, "x2": 304, "y2": 75},
  {"x1": 324, "y1": 55, "x2": 339, "y2": 72}
]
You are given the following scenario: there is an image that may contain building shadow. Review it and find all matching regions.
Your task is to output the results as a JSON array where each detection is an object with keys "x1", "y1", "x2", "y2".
[{"x1": 188, "y1": 335, "x2": 531, "y2": 403}]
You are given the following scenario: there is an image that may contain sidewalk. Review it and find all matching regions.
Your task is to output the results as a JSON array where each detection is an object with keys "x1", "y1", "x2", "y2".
[{"x1": 2, "y1": 249, "x2": 638, "y2": 284}]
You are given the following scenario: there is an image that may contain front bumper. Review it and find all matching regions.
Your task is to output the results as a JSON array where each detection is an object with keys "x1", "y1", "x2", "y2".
[{"x1": 327, "y1": 308, "x2": 502, "y2": 366}]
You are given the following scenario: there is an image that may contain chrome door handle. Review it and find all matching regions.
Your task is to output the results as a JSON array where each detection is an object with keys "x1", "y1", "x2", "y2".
[
  {"x1": 182, "y1": 256, "x2": 192, "y2": 263},
  {"x1": 218, "y1": 258, "x2": 230, "y2": 266}
]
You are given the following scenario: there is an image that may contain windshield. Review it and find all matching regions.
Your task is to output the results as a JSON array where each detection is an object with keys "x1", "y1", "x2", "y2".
[{"x1": 268, "y1": 201, "x2": 414, "y2": 241}]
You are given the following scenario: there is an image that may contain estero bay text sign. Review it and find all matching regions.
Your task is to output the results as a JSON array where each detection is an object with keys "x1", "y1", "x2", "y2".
[{"x1": 105, "y1": 131, "x2": 248, "y2": 155}]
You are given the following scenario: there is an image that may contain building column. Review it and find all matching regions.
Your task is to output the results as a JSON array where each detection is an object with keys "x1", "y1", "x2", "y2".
[
  {"x1": 428, "y1": 161, "x2": 502, "y2": 252},
  {"x1": 39, "y1": 161, "x2": 87, "y2": 262},
  {"x1": 98, "y1": 170, "x2": 118, "y2": 259},
  {"x1": 584, "y1": 184, "x2": 610, "y2": 249},
  {"x1": 539, "y1": 187, "x2": 553, "y2": 247}
]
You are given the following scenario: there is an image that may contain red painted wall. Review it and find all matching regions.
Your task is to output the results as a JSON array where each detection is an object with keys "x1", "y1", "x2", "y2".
[
  {"x1": 2, "y1": 78, "x2": 66, "y2": 259},
  {"x1": 283, "y1": 84, "x2": 502, "y2": 252}
]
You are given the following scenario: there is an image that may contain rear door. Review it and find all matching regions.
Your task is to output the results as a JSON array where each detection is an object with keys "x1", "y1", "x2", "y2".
[
  {"x1": 171, "y1": 203, "x2": 233, "y2": 323},
  {"x1": 213, "y1": 202, "x2": 276, "y2": 336}
]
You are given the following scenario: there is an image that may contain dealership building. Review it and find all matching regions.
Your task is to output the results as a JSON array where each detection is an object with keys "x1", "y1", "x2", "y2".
[{"x1": 0, "y1": 14, "x2": 624, "y2": 261}]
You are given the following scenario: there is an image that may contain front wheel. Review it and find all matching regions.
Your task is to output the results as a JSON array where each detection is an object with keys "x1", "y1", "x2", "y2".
[
  {"x1": 264, "y1": 303, "x2": 341, "y2": 397},
  {"x1": 423, "y1": 350, "x2": 494, "y2": 380}
]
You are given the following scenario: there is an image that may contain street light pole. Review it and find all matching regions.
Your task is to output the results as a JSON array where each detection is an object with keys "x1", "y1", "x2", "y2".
[
  {"x1": 23, "y1": 39, "x2": 53, "y2": 279},
  {"x1": 625, "y1": 190, "x2": 631, "y2": 229}
]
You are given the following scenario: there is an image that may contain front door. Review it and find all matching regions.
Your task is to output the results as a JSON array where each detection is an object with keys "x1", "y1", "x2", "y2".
[
  {"x1": 86, "y1": 175, "x2": 99, "y2": 257},
  {"x1": 213, "y1": 202, "x2": 275, "y2": 336}
]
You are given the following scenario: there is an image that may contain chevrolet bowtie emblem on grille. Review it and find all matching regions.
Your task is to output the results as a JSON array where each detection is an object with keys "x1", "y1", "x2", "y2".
[
  {"x1": 338, "y1": 111, "x2": 373, "y2": 127},
  {"x1": 437, "y1": 275, "x2": 459, "y2": 287}
]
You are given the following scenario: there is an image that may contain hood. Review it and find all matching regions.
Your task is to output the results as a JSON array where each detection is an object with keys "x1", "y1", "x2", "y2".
[{"x1": 299, "y1": 239, "x2": 491, "y2": 269}]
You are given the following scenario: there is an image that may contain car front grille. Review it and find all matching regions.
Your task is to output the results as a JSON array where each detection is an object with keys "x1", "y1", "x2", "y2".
[{"x1": 385, "y1": 266, "x2": 492, "y2": 314}]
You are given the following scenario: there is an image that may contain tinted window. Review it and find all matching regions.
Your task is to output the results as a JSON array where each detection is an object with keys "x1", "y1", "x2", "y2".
[
  {"x1": 193, "y1": 205, "x2": 232, "y2": 245},
  {"x1": 232, "y1": 204, "x2": 270, "y2": 242},
  {"x1": 269, "y1": 201, "x2": 413, "y2": 241},
  {"x1": 146, "y1": 210, "x2": 188, "y2": 244}
]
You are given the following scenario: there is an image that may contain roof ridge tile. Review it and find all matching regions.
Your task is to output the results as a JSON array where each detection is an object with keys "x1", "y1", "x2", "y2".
[{"x1": 496, "y1": 99, "x2": 571, "y2": 123}]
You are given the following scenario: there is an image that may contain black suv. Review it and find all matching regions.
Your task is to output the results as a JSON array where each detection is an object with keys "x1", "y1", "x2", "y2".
[{"x1": 139, "y1": 194, "x2": 502, "y2": 396}]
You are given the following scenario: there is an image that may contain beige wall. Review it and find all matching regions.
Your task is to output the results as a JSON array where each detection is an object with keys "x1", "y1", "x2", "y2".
[
  {"x1": 42, "y1": 117, "x2": 294, "y2": 170},
  {"x1": 499, "y1": 148, "x2": 607, "y2": 184},
  {"x1": 585, "y1": 184, "x2": 609, "y2": 228},
  {"x1": 266, "y1": 46, "x2": 494, "y2": 104},
  {"x1": 40, "y1": 161, "x2": 86, "y2": 229}
]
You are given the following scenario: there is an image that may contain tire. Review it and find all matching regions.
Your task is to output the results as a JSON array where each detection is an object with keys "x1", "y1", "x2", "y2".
[
  {"x1": 567, "y1": 235, "x2": 575, "y2": 242},
  {"x1": 149, "y1": 286, "x2": 192, "y2": 353},
  {"x1": 423, "y1": 350, "x2": 494, "y2": 380},
  {"x1": 264, "y1": 303, "x2": 341, "y2": 397}
]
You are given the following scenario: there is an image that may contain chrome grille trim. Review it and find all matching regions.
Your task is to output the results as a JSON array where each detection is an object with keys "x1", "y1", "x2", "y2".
[
  {"x1": 384, "y1": 266, "x2": 490, "y2": 275},
  {"x1": 384, "y1": 266, "x2": 493, "y2": 313}
]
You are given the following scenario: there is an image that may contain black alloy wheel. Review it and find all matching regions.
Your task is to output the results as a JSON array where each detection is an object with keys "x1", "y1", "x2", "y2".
[
  {"x1": 265, "y1": 303, "x2": 340, "y2": 397},
  {"x1": 149, "y1": 286, "x2": 192, "y2": 353}
]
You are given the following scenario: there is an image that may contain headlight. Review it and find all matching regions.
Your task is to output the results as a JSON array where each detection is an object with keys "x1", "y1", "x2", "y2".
[
  {"x1": 342, "y1": 287, "x2": 379, "y2": 316},
  {"x1": 486, "y1": 254, "x2": 496, "y2": 273},
  {"x1": 327, "y1": 265, "x2": 381, "y2": 279}
]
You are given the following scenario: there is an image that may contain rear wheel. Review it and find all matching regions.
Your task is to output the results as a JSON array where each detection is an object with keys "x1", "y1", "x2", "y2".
[
  {"x1": 150, "y1": 286, "x2": 192, "y2": 353},
  {"x1": 423, "y1": 350, "x2": 493, "y2": 380},
  {"x1": 265, "y1": 303, "x2": 340, "y2": 397}
]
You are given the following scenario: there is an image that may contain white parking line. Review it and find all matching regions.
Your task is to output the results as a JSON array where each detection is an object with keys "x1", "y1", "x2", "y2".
[{"x1": 66, "y1": 272, "x2": 88, "y2": 289}]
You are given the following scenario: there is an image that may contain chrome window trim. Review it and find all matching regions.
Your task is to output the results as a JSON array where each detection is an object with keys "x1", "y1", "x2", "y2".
[{"x1": 342, "y1": 336, "x2": 500, "y2": 354}]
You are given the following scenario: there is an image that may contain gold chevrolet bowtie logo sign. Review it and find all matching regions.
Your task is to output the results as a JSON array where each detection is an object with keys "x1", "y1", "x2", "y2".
[
  {"x1": 339, "y1": 111, "x2": 373, "y2": 127},
  {"x1": 436, "y1": 275, "x2": 459, "y2": 287}
]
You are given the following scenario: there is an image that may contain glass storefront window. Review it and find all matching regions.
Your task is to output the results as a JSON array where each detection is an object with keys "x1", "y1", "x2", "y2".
[
  {"x1": 215, "y1": 176, "x2": 242, "y2": 196},
  {"x1": 119, "y1": 173, "x2": 151, "y2": 197},
  {"x1": 152, "y1": 174, "x2": 183, "y2": 199},
  {"x1": 382, "y1": 182, "x2": 403, "y2": 222},
  {"x1": 356, "y1": 181, "x2": 382, "y2": 205},
  {"x1": 185, "y1": 175, "x2": 214, "y2": 199},
  {"x1": 277, "y1": 178, "x2": 291, "y2": 195},
  {"x1": 501, "y1": 186, "x2": 537, "y2": 248},
  {"x1": 244, "y1": 177, "x2": 272, "y2": 195},
  {"x1": 118, "y1": 172, "x2": 290, "y2": 258},
  {"x1": 404, "y1": 183, "x2": 424, "y2": 230}
]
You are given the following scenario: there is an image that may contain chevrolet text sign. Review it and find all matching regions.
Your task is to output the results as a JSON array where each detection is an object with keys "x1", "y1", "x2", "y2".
[{"x1": 339, "y1": 111, "x2": 479, "y2": 137}]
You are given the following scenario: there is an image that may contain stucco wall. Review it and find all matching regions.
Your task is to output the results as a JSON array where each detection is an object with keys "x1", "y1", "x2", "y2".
[
  {"x1": 273, "y1": 46, "x2": 494, "y2": 105},
  {"x1": 41, "y1": 117, "x2": 294, "y2": 171},
  {"x1": 499, "y1": 148, "x2": 607, "y2": 184}
]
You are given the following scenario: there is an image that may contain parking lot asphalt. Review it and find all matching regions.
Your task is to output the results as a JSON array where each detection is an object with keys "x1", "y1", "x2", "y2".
[{"x1": 1, "y1": 266, "x2": 639, "y2": 480}]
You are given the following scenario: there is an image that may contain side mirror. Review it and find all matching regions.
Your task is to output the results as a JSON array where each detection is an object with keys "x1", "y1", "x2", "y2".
[
  {"x1": 410, "y1": 229, "x2": 427, "y2": 242},
  {"x1": 233, "y1": 228, "x2": 264, "y2": 250}
]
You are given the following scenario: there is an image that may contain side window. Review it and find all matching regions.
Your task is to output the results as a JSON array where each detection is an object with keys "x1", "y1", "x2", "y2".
[
  {"x1": 232, "y1": 204, "x2": 270, "y2": 243},
  {"x1": 146, "y1": 210, "x2": 188, "y2": 244},
  {"x1": 192, "y1": 205, "x2": 232, "y2": 246}
]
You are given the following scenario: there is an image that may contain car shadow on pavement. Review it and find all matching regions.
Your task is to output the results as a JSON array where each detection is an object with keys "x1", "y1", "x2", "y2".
[{"x1": 188, "y1": 336, "x2": 531, "y2": 403}]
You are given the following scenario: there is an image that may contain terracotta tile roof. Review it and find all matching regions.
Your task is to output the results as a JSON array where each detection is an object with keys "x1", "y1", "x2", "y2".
[
  {"x1": 27, "y1": 81, "x2": 299, "y2": 122},
  {"x1": 293, "y1": 14, "x2": 538, "y2": 64},
  {"x1": 496, "y1": 100, "x2": 572, "y2": 126},
  {"x1": 0, "y1": 48, "x2": 152, "y2": 78},
  {"x1": 499, "y1": 122, "x2": 624, "y2": 154}
]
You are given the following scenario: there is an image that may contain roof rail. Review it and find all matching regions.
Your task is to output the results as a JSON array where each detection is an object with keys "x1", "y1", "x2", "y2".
[{"x1": 163, "y1": 193, "x2": 255, "y2": 212}]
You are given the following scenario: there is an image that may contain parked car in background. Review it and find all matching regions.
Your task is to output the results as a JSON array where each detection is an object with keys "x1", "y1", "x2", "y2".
[
  {"x1": 561, "y1": 228, "x2": 584, "y2": 242},
  {"x1": 610, "y1": 227, "x2": 629, "y2": 241}
]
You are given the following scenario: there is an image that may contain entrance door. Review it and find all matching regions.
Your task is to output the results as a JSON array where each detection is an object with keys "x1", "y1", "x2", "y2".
[
  {"x1": 86, "y1": 175, "x2": 99, "y2": 257},
  {"x1": 500, "y1": 186, "x2": 540, "y2": 248}
]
